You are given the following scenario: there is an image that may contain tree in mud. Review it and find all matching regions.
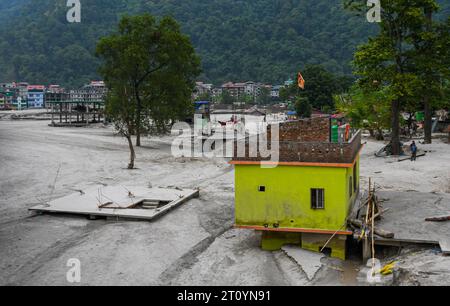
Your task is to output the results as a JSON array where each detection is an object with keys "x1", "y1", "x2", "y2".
[
  {"x1": 105, "y1": 85, "x2": 137, "y2": 169},
  {"x1": 410, "y1": 13, "x2": 450, "y2": 143},
  {"x1": 347, "y1": 0, "x2": 449, "y2": 153},
  {"x1": 335, "y1": 85, "x2": 391, "y2": 140},
  {"x1": 96, "y1": 14, "x2": 201, "y2": 147},
  {"x1": 96, "y1": 14, "x2": 200, "y2": 168},
  {"x1": 295, "y1": 96, "x2": 312, "y2": 118}
]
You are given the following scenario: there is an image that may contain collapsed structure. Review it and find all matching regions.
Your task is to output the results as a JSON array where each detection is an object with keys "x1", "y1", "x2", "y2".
[
  {"x1": 231, "y1": 117, "x2": 362, "y2": 259},
  {"x1": 46, "y1": 81, "x2": 107, "y2": 126}
]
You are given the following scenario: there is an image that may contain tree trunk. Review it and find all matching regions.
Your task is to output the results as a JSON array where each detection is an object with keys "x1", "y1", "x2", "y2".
[
  {"x1": 407, "y1": 113, "x2": 413, "y2": 139},
  {"x1": 126, "y1": 135, "x2": 136, "y2": 169},
  {"x1": 390, "y1": 99, "x2": 401, "y2": 155},
  {"x1": 424, "y1": 96, "x2": 432, "y2": 144},
  {"x1": 423, "y1": 9, "x2": 433, "y2": 145},
  {"x1": 135, "y1": 86, "x2": 142, "y2": 147},
  {"x1": 136, "y1": 104, "x2": 141, "y2": 147},
  {"x1": 376, "y1": 128, "x2": 384, "y2": 141}
]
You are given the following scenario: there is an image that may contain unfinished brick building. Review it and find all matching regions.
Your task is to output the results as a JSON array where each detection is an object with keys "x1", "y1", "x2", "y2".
[{"x1": 231, "y1": 117, "x2": 362, "y2": 259}]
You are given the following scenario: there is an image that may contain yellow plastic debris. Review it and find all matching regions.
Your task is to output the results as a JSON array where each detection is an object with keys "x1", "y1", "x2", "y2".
[{"x1": 378, "y1": 261, "x2": 396, "y2": 275}]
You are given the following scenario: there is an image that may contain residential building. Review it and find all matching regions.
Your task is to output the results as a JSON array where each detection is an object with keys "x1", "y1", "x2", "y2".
[
  {"x1": 284, "y1": 78, "x2": 294, "y2": 87},
  {"x1": 70, "y1": 81, "x2": 107, "y2": 102},
  {"x1": 193, "y1": 82, "x2": 213, "y2": 99},
  {"x1": 244, "y1": 82, "x2": 256, "y2": 97},
  {"x1": 0, "y1": 83, "x2": 17, "y2": 106},
  {"x1": 0, "y1": 92, "x2": 6, "y2": 109},
  {"x1": 47, "y1": 84, "x2": 65, "y2": 93},
  {"x1": 27, "y1": 85, "x2": 45, "y2": 108},
  {"x1": 16, "y1": 82, "x2": 29, "y2": 109},
  {"x1": 271, "y1": 85, "x2": 282, "y2": 99},
  {"x1": 221, "y1": 82, "x2": 246, "y2": 100},
  {"x1": 211, "y1": 87, "x2": 222, "y2": 98},
  {"x1": 231, "y1": 117, "x2": 362, "y2": 260}
]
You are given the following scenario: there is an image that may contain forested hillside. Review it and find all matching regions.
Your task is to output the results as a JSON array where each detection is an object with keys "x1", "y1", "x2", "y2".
[{"x1": 0, "y1": 0, "x2": 448, "y2": 87}]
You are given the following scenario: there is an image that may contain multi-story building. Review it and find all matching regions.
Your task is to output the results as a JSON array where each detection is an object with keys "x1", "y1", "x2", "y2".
[
  {"x1": 0, "y1": 83, "x2": 16, "y2": 106},
  {"x1": 16, "y1": 82, "x2": 29, "y2": 109},
  {"x1": 0, "y1": 92, "x2": 6, "y2": 109},
  {"x1": 271, "y1": 85, "x2": 282, "y2": 99},
  {"x1": 211, "y1": 87, "x2": 223, "y2": 98},
  {"x1": 27, "y1": 85, "x2": 45, "y2": 108},
  {"x1": 193, "y1": 82, "x2": 213, "y2": 100},
  {"x1": 70, "y1": 81, "x2": 107, "y2": 102},
  {"x1": 244, "y1": 82, "x2": 256, "y2": 97},
  {"x1": 0, "y1": 82, "x2": 28, "y2": 109},
  {"x1": 47, "y1": 84, "x2": 65, "y2": 93},
  {"x1": 221, "y1": 82, "x2": 246, "y2": 100}
]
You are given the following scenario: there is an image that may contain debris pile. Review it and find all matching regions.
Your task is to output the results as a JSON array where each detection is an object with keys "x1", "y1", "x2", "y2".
[{"x1": 350, "y1": 179, "x2": 394, "y2": 241}]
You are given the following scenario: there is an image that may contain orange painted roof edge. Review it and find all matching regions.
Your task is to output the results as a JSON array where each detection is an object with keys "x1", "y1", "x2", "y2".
[
  {"x1": 235, "y1": 225, "x2": 353, "y2": 235},
  {"x1": 229, "y1": 161, "x2": 354, "y2": 168},
  {"x1": 229, "y1": 143, "x2": 364, "y2": 168}
]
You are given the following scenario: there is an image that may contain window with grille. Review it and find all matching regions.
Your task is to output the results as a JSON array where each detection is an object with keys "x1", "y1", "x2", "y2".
[{"x1": 311, "y1": 188, "x2": 325, "y2": 209}]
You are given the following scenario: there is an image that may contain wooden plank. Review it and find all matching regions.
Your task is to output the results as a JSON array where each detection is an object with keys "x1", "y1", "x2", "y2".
[
  {"x1": 350, "y1": 219, "x2": 395, "y2": 239},
  {"x1": 425, "y1": 215, "x2": 450, "y2": 222}
]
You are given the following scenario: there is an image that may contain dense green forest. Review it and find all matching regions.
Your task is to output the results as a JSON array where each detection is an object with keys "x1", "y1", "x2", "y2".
[{"x1": 0, "y1": 0, "x2": 448, "y2": 87}]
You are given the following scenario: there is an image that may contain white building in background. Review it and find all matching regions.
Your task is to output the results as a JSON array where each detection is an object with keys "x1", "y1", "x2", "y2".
[
  {"x1": 271, "y1": 85, "x2": 282, "y2": 98},
  {"x1": 244, "y1": 81, "x2": 256, "y2": 96},
  {"x1": 70, "y1": 81, "x2": 107, "y2": 102}
]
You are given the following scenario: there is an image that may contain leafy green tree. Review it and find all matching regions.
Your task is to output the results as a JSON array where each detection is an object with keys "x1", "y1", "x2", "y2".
[
  {"x1": 196, "y1": 92, "x2": 212, "y2": 102},
  {"x1": 97, "y1": 14, "x2": 200, "y2": 148},
  {"x1": 257, "y1": 87, "x2": 272, "y2": 105},
  {"x1": 410, "y1": 13, "x2": 450, "y2": 143},
  {"x1": 1, "y1": 0, "x2": 449, "y2": 86},
  {"x1": 335, "y1": 75, "x2": 355, "y2": 93},
  {"x1": 295, "y1": 97, "x2": 312, "y2": 118},
  {"x1": 280, "y1": 65, "x2": 352, "y2": 109},
  {"x1": 298, "y1": 65, "x2": 338, "y2": 110},
  {"x1": 335, "y1": 86, "x2": 391, "y2": 140},
  {"x1": 349, "y1": 0, "x2": 443, "y2": 154},
  {"x1": 279, "y1": 86, "x2": 293, "y2": 102},
  {"x1": 97, "y1": 14, "x2": 200, "y2": 168},
  {"x1": 220, "y1": 90, "x2": 235, "y2": 104},
  {"x1": 240, "y1": 93, "x2": 254, "y2": 104}
]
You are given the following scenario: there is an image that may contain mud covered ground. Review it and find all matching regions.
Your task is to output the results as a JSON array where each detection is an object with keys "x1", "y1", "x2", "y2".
[{"x1": 0, "y1": 116, "x2": 449, "y2": 286}]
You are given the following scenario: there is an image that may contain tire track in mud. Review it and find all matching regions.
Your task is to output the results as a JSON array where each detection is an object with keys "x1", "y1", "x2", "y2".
[
  {"x1": 155, "y1": 162, "x2": 301, "y2": 286},
  {"x1": 3, "y1": 220, "x2": 104, "y2": 285},
  {"x1": 157, "y1": 220, "x2": 234, "y2": 285},
  {"x1": 157, "y1": 165, "x2": 235, "y2": 285}
]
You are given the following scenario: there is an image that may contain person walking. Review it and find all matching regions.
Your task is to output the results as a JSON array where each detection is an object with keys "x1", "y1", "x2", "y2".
[{"x1": 410, "y1": 141, "x2": 418, "y2": 161}]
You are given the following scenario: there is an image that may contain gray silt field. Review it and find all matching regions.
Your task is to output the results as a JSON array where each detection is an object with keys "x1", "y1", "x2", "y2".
[{"x1": 0, "y1": 116, "x2": 449, "y2": 286}]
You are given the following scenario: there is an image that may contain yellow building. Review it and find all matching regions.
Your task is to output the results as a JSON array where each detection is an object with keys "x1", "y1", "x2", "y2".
[{"x1": 230, "y1": 118, "x2": 362, "y2": 260}]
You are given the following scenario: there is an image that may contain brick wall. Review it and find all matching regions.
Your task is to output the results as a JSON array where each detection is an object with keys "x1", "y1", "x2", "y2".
[
  {"x1": 233, "y1": 130, "x2": 362, "y2": 164},
  {"x1": 267, "y1": 117, "x2": 330, "y2": 142}
]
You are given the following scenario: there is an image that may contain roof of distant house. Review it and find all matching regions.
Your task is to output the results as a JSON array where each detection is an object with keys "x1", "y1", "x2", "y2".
[{"x1": 27, "y1": 85, "x2": 45, "y2": 91}]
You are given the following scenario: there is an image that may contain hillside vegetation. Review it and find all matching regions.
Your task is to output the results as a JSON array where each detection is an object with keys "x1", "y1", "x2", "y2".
[{"x1": 0, "y1": 0, "x2": 447, "y2": 87}]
